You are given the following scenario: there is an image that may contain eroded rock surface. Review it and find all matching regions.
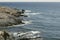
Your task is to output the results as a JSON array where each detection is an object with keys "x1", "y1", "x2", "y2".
[{"x1": 0, "y1": 7, "x2": 26, "y2": 27}]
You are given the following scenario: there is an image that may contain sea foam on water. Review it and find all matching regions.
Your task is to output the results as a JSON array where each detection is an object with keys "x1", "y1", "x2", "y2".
[{"x1": 12, "y1": 31, "x2": 41, "y2": 40}]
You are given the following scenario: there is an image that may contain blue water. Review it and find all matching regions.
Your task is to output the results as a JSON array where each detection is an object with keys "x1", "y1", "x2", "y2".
[{"x1": 0, "y1": 2, "x2": 60, "y2": 40}]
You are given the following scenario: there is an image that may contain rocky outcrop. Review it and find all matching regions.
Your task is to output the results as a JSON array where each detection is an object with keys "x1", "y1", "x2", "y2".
[
  {"x1": 0, "y1": 31, "x2": 41, "y2": 40},
  {"x1": 0, "y1": 7, "x2": 26, "y2": 27}
]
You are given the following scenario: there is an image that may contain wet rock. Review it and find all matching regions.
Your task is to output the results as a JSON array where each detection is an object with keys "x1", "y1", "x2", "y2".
[{"x1": 22, "y1": 9, "x2": 25, "y2": 13}]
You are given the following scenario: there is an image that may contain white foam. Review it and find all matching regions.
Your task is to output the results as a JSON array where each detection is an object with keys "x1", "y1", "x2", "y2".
[
  {"x1": 2, "y1": 20, "x2": 32, "y2": 28},
  {"x1": 11, "y1": 20, "x2": 32, "y2": 27},
  {"x1": 31, "y1": 13, "x2": 40, "y2": 15},
  {"x1": 12, "y1": 31, "x2": 41, "y2": 39},
  {"x1": 25, "y1": 10, "x2": 31, "y2": 12},
  {"x1": 29, "y1": 31, "x2": 40, "y2": 34},
  {"x1": 25, "y1": 13, "x2": 40, "y2": 16},
  {"x1": 22, "y1": 20, "x2": 32, "y2": 24}
]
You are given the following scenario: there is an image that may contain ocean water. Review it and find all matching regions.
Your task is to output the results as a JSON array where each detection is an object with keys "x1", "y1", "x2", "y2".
[{"x1": 0, "y1": 2, "x2": 60, "y2": 40}]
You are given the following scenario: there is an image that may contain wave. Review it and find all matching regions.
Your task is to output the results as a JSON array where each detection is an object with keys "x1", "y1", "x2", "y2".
[
  {"x1": 25, "y1": 13, "x2": 40, "y2": 16},
  {"x1": 9, "y1": 20, "x2": 32, "y2": 27},
  {"x1": 31, "y1": 13, "x2": 40, "y2": 15},
  {"x1": 25, "y1": 10, "x2": 32, "y2": 13},
  {"x1": 12, "y1": 31, "x2": 41, "y2": 39},
  {"x1": 0, "y1": 20, "x2": 32, "y2": 28}
]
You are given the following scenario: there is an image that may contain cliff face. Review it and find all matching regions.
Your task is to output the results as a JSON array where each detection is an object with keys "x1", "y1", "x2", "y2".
[{"x1": 0, "y1": 7, "x2": 26, "y2": 27}]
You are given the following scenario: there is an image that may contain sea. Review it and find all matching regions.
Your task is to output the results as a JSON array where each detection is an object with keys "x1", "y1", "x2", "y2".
[{"x1": 0, "y1": 2, "x2": 60, "y2": 40}]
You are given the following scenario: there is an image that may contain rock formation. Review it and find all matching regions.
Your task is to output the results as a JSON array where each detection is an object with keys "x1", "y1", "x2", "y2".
[
  {"x1": 0, "y1": 31, "x2": 10, "y2": 40},
  {"x1": 0, "y1": 31, "x2": 41, "y2": 40},
  {"x1": 0, "y1": 6, "x2": 27, "y2": 27}
]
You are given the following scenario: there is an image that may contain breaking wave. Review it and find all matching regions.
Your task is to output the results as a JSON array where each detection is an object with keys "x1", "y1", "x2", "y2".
[
  {"x1": 10, "y1": 20, "x2": 32, "y2": 27},
  {"x1": 25, "y1": 10, "x2": 32, "y2": 13},
  {"x1": 12, "y1": 31, "x2": 41, "y2": 39},
  {"x1": 25, "y1": 13, "x2": 40, "y2": 16}
]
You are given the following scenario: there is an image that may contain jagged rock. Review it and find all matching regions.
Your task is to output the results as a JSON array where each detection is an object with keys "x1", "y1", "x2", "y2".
[{"x1": 0, "y1": 6, "x2": 26, "y2": 27}]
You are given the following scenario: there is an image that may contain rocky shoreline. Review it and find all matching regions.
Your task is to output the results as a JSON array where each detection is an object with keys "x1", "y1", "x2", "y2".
[
  {"x1": 0, "y1": 7, "x2": 42, "y2": 40},
  {"x1": 0, "y1": 7, "x2": 27, "y2": 27},
  {"x1": 0, "y1": 31, "x2": 42, "y2": 40}
]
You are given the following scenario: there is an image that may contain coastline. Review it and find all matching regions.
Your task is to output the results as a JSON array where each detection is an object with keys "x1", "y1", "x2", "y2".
[{"x1": 0, "y1": 6, "x2": 27, "y2": 27}]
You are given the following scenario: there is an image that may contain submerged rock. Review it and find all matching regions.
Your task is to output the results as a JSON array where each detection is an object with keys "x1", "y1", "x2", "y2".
[{"x1": 0, "y1": 6, "x2": 26, "y2": 27}]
